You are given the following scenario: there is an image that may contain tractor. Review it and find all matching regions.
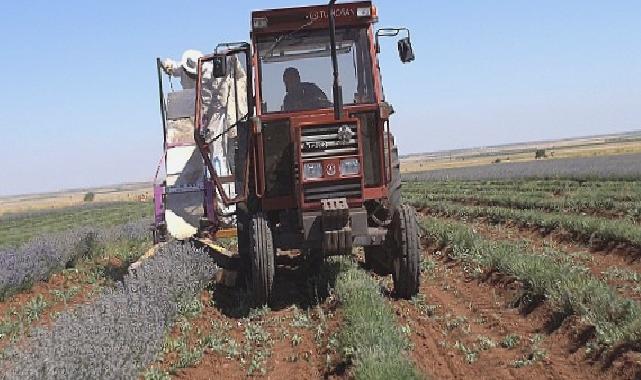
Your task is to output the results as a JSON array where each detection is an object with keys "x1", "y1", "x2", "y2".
[{"x1": 154, "y1": 0, "x2": 419, "y2": 306}]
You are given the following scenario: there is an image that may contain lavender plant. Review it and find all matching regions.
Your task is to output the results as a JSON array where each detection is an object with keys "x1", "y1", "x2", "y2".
[
  {"x1": 0, "y1": 219, "x2": 150, "y2": 301},
  {"x1": 0, "y1": 242, "x2": 216, "y2": 380}
]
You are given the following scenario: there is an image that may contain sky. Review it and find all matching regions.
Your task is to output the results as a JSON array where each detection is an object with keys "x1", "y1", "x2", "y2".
[{"x1": 1, "y1": 0, "x2": 640, "y2": 196}]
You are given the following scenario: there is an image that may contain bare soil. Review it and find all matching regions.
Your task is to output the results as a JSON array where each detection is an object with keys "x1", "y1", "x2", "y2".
[
  {"x1": 158, "y1": 255, "x2": 347, "y2": 380},
  {"x1": 387, "y1": 241, "x2": 641, "y2": 380}
]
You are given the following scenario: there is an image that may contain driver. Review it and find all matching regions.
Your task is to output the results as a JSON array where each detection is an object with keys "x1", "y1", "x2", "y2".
[{"x1": 282, "y1": 67, "x2": 331, "y2": 111}]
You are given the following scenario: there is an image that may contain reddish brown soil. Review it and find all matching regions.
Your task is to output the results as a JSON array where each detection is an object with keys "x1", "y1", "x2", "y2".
[
  {"x1": 386, "y1": 243, "x2": 641, "y2": 380},
  {"x1": 161, "y1": 257, "x2": 347, "y2": 380}
]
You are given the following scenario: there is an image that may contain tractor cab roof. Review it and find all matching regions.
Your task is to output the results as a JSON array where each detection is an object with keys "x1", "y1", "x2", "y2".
[{"x1": 251, "y1": 1, "x2": 377, "y2": 35}]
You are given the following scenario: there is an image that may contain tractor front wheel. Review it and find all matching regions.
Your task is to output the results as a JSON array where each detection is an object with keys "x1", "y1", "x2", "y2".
[
  {"x1": 391, "y1": 205, "x2": 421, "y2": 299},
  {"x1": 249, "y1": 213, "x2": 275, "y2": 306}
]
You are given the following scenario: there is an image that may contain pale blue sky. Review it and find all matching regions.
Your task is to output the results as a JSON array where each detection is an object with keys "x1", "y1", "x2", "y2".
[{"x1": 1, "y1": 1, "x2": 640, "y2": 196}]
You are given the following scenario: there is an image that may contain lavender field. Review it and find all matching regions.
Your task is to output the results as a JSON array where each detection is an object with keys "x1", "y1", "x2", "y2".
[{"x1": 404, "y1": 153, "x2": 641, "y2": 181}]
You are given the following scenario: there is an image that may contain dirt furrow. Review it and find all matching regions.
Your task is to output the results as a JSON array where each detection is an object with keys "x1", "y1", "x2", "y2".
[
  {"x1": 388, "y1": 247, "x2": 618, "y2": 380},
  {"x1": 432, "y1": 215, "x2": 641, "y2": 301},
  {"x1": 160, "y1": 259, "x2": 345, "y2": 380}
]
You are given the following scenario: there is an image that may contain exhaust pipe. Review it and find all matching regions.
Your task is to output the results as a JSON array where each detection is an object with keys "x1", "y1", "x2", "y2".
[{"x1": 328, "y1": 0, "x2": 342, "y2": 120}]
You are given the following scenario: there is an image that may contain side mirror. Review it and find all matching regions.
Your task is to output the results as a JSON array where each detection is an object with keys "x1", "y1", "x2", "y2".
[
  {"x1": 375, "y1": 28, "x2": 415, "y2": 63},
  {"x1": 212, "y1": 55, "x2": 227, "y2": 78},
  {"x1": 398, "y1": 37, "x2": 415, "y2": 63}
]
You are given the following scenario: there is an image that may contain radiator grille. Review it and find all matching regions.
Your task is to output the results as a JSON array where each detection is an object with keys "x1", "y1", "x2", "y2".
[
  {"x1": 303, "y1": 179, "x2": 362, "y2": 202},
  {"x1": 300, "y1": 124, "x2": 358, "y2": 159}
]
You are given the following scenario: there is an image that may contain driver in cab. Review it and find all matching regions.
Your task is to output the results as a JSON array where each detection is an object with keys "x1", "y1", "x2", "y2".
[{"x1": 282, "y1": 67, "x2": 331, "y2": 111}]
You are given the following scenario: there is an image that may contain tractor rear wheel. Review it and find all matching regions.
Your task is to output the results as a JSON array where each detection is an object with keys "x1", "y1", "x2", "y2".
[
  {"x1": 236, "y1": 203, "x2": 251, "y2": 286},
  {"x1": 389, "y1": 144, "x2": 402, "y2": 211},
  {"x1": 385, "y1": 132, "x2": 402, "y2": 211},
  {"x1": 364, "y1": 246, "x2": 392, "y2": 275},
  {"x1": 391, "y1": 205, "x2": 420, "y2": 299},
  {"x1": 249, "y1": 212, "x2": 275, "y2": 306}
]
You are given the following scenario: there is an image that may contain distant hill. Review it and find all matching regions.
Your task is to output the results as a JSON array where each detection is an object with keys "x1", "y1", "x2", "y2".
[
  {"x1": 400, "y1": 130, "x2": 641, "y2": 173},
  {"x1": 401, "y1": 130, "x2": 641, "y2": 161}
]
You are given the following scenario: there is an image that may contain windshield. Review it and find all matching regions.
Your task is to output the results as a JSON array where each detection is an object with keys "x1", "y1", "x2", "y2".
[{"x1": 257, "y1": 27, "x2": 375, "y2": 113}]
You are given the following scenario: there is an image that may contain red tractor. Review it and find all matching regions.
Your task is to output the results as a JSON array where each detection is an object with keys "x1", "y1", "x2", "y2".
[{"x1": 191, "y1": 1, "x2": 419, "y2": 305}]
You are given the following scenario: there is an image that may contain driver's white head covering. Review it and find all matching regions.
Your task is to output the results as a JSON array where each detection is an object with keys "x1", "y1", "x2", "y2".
[{"x1": 181, "y1": 49, "x2": 203, "y2": 75}]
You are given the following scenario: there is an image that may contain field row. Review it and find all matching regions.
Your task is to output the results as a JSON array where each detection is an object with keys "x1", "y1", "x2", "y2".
[
  {"x1": 404, "y1": 180, "x2": 641, "y2": 202},
  {"x1": 389, "y1": 215, "x2": 641, "y2": 379},
  {"x1": 409, "y1": 199, "x2": 641, "y2": 249},
  {"x1": 1, "y1": 243, "x2": 215, "y2": 379},
  {"x1": 0, "y1": 201, "x2": 152, "y2": 248},
  {"x1": 403, "y1": 153, "x2": 641, "y2": 181},
  {"x1": 404, "y1": 190, "x2": 640, "y2": 220},
  {"x1": 0, "y1": 205, "x2": 421, "y2": 379},
  {"x1": 421, "y1": 216, "x2": 641, "y2": 348}
]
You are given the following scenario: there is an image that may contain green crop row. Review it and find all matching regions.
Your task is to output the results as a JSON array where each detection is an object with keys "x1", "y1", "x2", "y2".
[
  {"x1": 420, "y1": 217, "x2": 641, "y2": 349},
  {"x1": 334, "y1": 258, "x2": 423, "y2": 380},
  {"x1": 0, "y1": 201, "x2": 153, "y2": 248},
  {"x1": 407, "y1": 200, "x2": 641, "y2": 248},
  {"x1": 403, "y1": 181, "x2": 641, "y2": 202},
  {"x1": 402, "y1": 190, "x2": 640, "y2": 219},
  {"x1": 404, "y1": 179, "x2": 641, "y2": 191}
]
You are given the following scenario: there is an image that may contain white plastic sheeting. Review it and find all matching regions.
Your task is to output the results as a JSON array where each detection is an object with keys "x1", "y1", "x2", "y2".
[
  {"x1": 161, "y1": 55, "x2": 248, "y2": 239},
  {"x1": 165, "y1": 146, "x2": 203, "y2": 239}
]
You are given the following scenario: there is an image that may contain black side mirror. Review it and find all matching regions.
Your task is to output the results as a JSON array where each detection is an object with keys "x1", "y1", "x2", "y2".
[
  {"x1": 398, "y1": 37, "x2": 415, "y2": 63},
  {"x1": 212, "y1": 55, "x2": 227, "y2": 78},
  {"x1": 375, "y1": 28, "x2": 415, "y2": 63}
]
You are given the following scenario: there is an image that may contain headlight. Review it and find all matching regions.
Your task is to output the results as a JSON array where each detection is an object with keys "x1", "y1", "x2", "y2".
[
  {"x1": 303, "y1": 162, "x2": 323, "y2": 179},
  {"x1": 340, "y1": 158, "x2": 360, "y2": 176}
]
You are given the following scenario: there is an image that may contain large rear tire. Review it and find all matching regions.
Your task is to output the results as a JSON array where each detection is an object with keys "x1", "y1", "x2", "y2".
[
  {"x1": 249, "y1": 213, "x2": 275, "y2": 306},
  {"x1": 385, "y1": 132, "x2": 402, "y2": 211},
  {"x1": 389, "y1": 144, "x2": 402, "y2": 211},
  {"x1": 391, "y1": 205, "x2": 420, "y2": 299},
  {"x1": 236, "y1": 203, "x2": 251, "y2": 286},
  {"x1": 364, "y1": 246, "x2": 392, "y2": 275}
]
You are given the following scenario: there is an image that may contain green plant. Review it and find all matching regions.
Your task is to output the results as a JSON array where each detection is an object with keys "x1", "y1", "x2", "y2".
[
  {"x1": 500, "y1": 334, "x2": 521, "y2": 349},
  {"x1": 445, "y1": 315, "x2": 469, "y2": 333},
  {"x1": 24, "y1": 294, "x2": 48, "y2": 322},
  {"x1": 163, "y1": 336, "x2": 186, "y2": 354},
  {"x1": 421, "y1": 257, "x2": 437, "y2": 274},
  {"x1": 290, "y1": 308, "x2": 312, "y2": 328},
  {"x1": 174, "y1": 346, "x2": 203, "y2": 369},
  {"x1": 225, "y1": 339, "x2": 241, "y2": 358},
  {"x1": 602, "y1": 267, "x2": 641, "y2": 282},
  {"x1": 291, "y1": 334, "x2": 303, "y2": 347},
  {"x1": 454, "y1": 341, "x2": 478, "y2": 364},
  {"x1": 178, "y1": 298, "x2": 204, "y2": 319},
  {"x1": 0, "y1": 318, "x2": 20, "y2": 341},
  {"x1": 143, "y1": 367, "x2": 170, "y2": 380},
  {"x1": 51, "y1": 286, "x2": 81, "y2": 304},
  {"x1": 513, "y1": 346, "x2": 547, "y2": 367},
  {"x1": 477, "y1": 336, "x2": 496, "y2": 350},
  {"x1": 332, "y1": 257, "x2": 421, "y2": 380}
]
